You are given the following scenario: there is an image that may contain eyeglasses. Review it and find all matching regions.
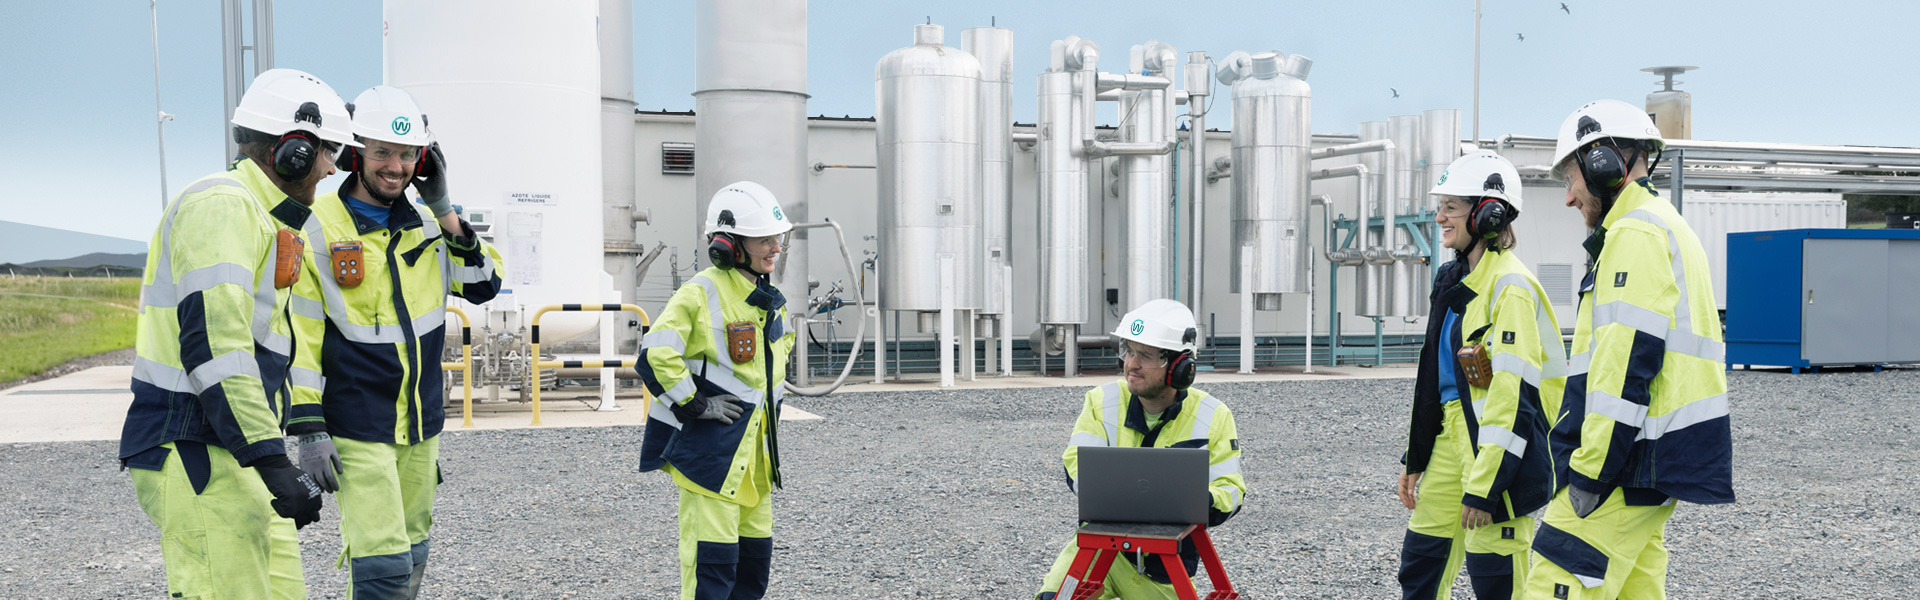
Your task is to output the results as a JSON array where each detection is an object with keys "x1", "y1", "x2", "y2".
[
  {"x1": 1116, "y1": 342, "x2": 1169, "y2": 369},
  {"x1": 1438, "y1": 198, "x2": 1474, "y2": 219},
  {"x1": 364, "y1": 145, "x2": 421, "y2": 163},
  {"x1": 743, "y1": 233, "x2": 789, "y2": 254},
  {"x1": 321, "y1": 141, "x2": 343, "y2": 156}
]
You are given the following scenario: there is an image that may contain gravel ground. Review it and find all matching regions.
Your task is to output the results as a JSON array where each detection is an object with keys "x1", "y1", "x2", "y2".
[
  {"x1": 3, "y1": 367, "x2": 1916, "y2": 598},
  {"x1": 0, "y1": 348, "x2": 135, "y2": 392}
]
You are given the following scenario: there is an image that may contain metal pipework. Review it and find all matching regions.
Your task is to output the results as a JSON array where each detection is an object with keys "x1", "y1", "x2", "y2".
[
  {"x1": 1384, "y1": 115, "x2": 1422, "y2": 317},
  {"x1": 1355, "y1": 121, "x2": 1391, "y2": 316},
  {"x1": 781, "y1": 220, "x2": 868, "y2": 397},
  {"x1": 963, "y1": 26, "x2": 1013, "y2": 320},
  {"x1": 1096, "y1": 73, "x2": 1173, "y2": 91},
  {"x1": 1311, "y1": 164, "x2": 1374, "y2": 270},
  {"x1": 1037, "y1": 61, "x2": 1087, "y2": 327},
  {"x1": 1186, "y1": 50, "x2": 1210, "y2": 347},
  {"x1": 1414, "y1": 109, "x2": 1461, "y2": 316},
  {"x1": 1311, "y1": 139, "x2": 1395, "y2": 160},
  {"x1": 1224, "y1": 51, "x2": 1312, "y2": 311},
  {"x1": 1117, "y1": 40, "x2": 1179, "y2": 313}
]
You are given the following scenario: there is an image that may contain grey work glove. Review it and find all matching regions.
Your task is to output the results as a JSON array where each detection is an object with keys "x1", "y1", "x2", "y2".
[
  {"x1": 251, "y1": 454, "x2": 323, "y2": 529},
  {"x1": 1569, "y1": 485, "x2": 1606, "y2": 519},
  {"x1": 695, "y1": 394, "x2": 745, "y2": 424},
  {"x1": 412, "y1": 142, "x2": 453, "y2": 217},
  {"x1": 297, "y1": 432, "x2": 343, "y2": 493}
]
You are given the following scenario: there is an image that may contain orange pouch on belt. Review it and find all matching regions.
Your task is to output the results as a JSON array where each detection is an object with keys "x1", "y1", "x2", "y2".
[
  {"x1": 726, "y1": 320, "x2": 757, "y2": 364},
  {"x1": 1456, "y1": 344, "x2": 1493, "y2": 388},
  {"x1": 273, "y1": 229, "x2": 303, "y2": 289},
  {"x1": 330, "y1": 241, "x2": 364, "y2": 288}
]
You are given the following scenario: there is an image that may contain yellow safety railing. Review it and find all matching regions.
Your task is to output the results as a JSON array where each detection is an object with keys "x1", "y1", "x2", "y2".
[
  {"x1": 528, "y1": 303, "x2": 653, "y2": 425},
  {"x1": 442, "y1": 306, "x2": 476, "y2": 428}
]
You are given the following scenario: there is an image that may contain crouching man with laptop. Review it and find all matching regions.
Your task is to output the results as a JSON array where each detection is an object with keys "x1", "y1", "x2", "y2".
[{"x1": 1034, "y1": 299, "x2": 1248, "y2": 600}]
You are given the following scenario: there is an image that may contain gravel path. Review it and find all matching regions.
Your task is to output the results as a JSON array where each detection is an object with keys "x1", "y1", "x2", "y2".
[{"x1": 3, "y1": 367, "x2": 1915, "y2": 598}]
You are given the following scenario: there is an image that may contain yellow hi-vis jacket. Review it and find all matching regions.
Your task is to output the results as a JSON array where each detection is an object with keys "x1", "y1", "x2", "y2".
[
  {"x1": 286, "y1": 174, "x2": 504, "y2": 445},
  {"x1": 1062, "y1": 381, "x2": 1247, "y2": 584},
  {"x1": 636, "y1": 266, "x2": 795, "y2": 506},
  {"x1": 120, "y1": 159, "x2": 317, "y2": 470},
  {"x1": 1411, "y1": 249, "x2": 1567, "y2": 522},
  {"x1": 1552, "y1": 179, "x2": 1733, "y2": 507}
]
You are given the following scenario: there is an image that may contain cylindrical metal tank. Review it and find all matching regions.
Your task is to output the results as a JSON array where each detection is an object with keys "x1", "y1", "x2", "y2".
[
  {"x1": 1123, "y1": 41, "x2": 1177, "y2": 311},
  {"x1": 1414, "y1": 109, "x2": 1461, "y2": 316},
  {"x1": 875, "y1": 24, "x2": 983, "y2": 314},
  {"x1": 962, "y1": 26, "x2": 1012, "y2": 317},
  {"x1": 1225, "y1": 52, "x2": 1311, "y2": 311},
  {"x1": 1384, "y1": 114, "x2": 1422, "y2": 317},
  {"x1": 1355, "y1": 120, "x2": 1388, "y2": 316},
  {"x1": 599, "y1": 0, "x2": 639, "y2": 352},
  {"x1": 694, "y1": 0, "x2": 809, "y2": 308},
  {"x1": 1037, "y1": 56, "x2": 1088, "y2": 326},
  {"x1": 384, "y1": 0, "x2": 605, "y2": 343}
]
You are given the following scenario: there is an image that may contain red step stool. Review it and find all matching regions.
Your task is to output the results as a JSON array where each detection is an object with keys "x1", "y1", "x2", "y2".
[{"x1": 1053, "y1": 521, "x2": 1238, "y2": 600}]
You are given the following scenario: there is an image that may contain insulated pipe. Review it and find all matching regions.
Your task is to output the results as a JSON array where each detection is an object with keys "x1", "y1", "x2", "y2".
[
  {"x1": 1097, "y1": 73, "x2": 1173, "y2": 91},
  {"x1": 1310, "y1": 139, "x2": 1395, "y2": 160},
  {"x1": 1086, "y1": 140, "x2": 1175, "y2": 157},
  {"x1": 781, "y1": 220, "x2": 868, "y2": 397},
  {"x1": 1186, "y1": 50, "x2": 1210, "y2": 345},
  {"x1": 1356, "y1": 121, "x2": 1390, "y2": 316},
  {"x1": 1385, "y1": 115, "x2": 1422, "y2": 316},
  {"x1": 1037, "y1": 67, "x2": 1087, "y2": 327},
  {"x1": 1120, "y1": 40, "x2": 1178, "y2": 314}
]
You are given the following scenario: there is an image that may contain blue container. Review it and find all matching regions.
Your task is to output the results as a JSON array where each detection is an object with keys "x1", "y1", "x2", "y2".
[{"x1": 1726, "y1": 228, "x2": 1920, "y2": 371}]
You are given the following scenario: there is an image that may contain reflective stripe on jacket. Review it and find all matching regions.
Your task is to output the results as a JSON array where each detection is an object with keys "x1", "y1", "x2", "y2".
[
  {"x1": 120, "y1": 159, "x2": 313, "y2": 466},
  {"x1": 287, "y1": 174, "x2": 504, "y2": 445},
  {"x1": 1062, "y1": 381, "x2": 1247, "y2": 584},
  {"x1": 636, "y1": 267, "x2": 795, "y2": 506},
  {"x1": 1554, "y1": 179, "x2": 1734, "y2": 506}
]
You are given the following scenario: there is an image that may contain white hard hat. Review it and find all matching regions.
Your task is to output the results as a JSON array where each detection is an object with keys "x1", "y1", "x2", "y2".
[
  {"x1": 1111, "y1": 299, "x2": 1199, "y2": 353},
  {"x1": 1430, "y1": 150, "x2": 1524, "y2": 213},
  {"x1": 348, "y1": 86, "x2": 432, "y2": 147},
  {"x1": 230, "y1": 68, "x2": 360, "y2": 148},
  {"x1": 706, "y1": 181, "x2": 793, "y2": 238},
  {"x1": 1549, "y1": 99, "x2": 1662, "y2": 181}
]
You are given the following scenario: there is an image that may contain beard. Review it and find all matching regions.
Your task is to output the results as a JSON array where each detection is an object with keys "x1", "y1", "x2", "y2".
[{"x1": 361, "y1": 171, "x2": 410, "y2": 207}]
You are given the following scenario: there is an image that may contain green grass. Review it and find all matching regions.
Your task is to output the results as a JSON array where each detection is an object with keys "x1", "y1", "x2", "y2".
[
  {"x1": 1849, "y1": 221, "x2": 1889, "y2": 229},
  {"x1": 0, "y1": 276, "x2": 140, "y2": 384}
]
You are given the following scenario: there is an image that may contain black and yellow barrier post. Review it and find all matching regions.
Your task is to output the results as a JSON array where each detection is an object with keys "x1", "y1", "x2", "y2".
[
  {"x1": 443, "y1": 306, "x2": 476, "y2": 428},
  {"x1": 528, "y1": 303, "x2": 653, "y2": 425}
]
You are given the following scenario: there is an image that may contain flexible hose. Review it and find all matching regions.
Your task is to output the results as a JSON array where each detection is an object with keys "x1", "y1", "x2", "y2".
[{"x1": 780, "y1": 220, "x2": 867, "y2": 396}]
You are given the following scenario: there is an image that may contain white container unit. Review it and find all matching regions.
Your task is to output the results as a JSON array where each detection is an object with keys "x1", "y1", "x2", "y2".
[
  {"x1": 383, "y1": 0, "x2": 607, "y2": 344},
  {"x1": 1683, "y1": 191, "x2": 1845, "y2": 309}
]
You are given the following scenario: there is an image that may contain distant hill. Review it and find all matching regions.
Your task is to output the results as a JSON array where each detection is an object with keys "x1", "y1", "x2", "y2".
[
  {"x1": 22, "y1": 252, "x2": 147, "y2": 269},
  {"x1": 0, "y1": 221, "x2": 147, "y2": 265}
]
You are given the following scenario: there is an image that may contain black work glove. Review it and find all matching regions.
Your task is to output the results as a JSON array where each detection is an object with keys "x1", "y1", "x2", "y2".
[
  {"x1": 671, "y1": 393, "x2": 744, "y2": 425},
  {"x1": 1569, "y1": 485, "x2": 1606, "y2": 519},
  {"x1": 412, "y1": 142, "x2": 453, "y2": 217},
  {"x1": 251, "y1": 454, "x2": 323, "y2": 529}
]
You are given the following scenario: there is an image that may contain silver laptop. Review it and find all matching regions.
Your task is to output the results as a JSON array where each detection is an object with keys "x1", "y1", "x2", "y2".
[{"x1": 1077, "y1": 446, "x2": 1210, "y2": 524}]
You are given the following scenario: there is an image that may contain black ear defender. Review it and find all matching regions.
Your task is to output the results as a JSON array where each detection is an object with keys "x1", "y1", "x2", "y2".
[
  {"x1": 1572, "y1": 115, "x2": 1629, "y2": 201},
  {"x1": 271, "y1": 101, "x2": 324, "y2": 181},
  {"x1": 707, "y1": 209, "x2": 746, "y2": 270},
  {"x1": 1467, "y1": 172, "x2": 1515, "y2": 241},
  {"x1": 1165, "y1": 327, "x2": 1200, "y2": 390}
]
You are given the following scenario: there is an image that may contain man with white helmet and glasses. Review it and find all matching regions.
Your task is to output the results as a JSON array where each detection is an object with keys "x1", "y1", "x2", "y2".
[
  {"x1": 286, "y1": 85, "x2": 503, "y2": 599},
  {"x1": 1526, "y1": 100, "x2": 1733, "y2": 599},
  {"x1": 119, "y1": 68, "x2": 355, "y2": 598},
  {"x1": 636, "y1": 181, "x2": 797, "y2": 600},
  {"x1": 1396, "y1": 151, "x2": 1565, "y2": 600},
  {"x1": 1034, "y1": 299, "x2": 1247, "y2": 600}
]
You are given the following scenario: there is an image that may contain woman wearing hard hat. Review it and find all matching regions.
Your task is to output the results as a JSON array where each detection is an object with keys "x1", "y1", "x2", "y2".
[{"x1": 1396, "y1": 151, "x2": 1565, "y2": 600}]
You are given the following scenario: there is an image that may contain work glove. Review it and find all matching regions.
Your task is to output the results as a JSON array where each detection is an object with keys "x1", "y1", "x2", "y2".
[
  {"x1": 412, "y1": 142, "x2": 453, "y2": 217},
  {"x1": 1569, "y1": 485, "x2": 1606, "y2": 519},
  {"x1": 673, "y1": 393, "x2": 744, "y2": 425},
  {"x1": 251, "y1": 454, "x2": 324, "y2": 529},
  {"x1": 297, "y1": 433, "x2": 343, "y2": 493}
]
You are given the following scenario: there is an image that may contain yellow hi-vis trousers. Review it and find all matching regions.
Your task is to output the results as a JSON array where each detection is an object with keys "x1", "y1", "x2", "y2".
[
  {"x1": 335, "y1": 435, "x2": 440, "y2": 599},
  {"x1": 1525, "y1": 486, "x2": 1675, "y2": 599},
  {"x1": 130, "y1": 441, "x2": 306, "y2": 600},
  {"x1": 1035, "y1": 540, "x2": 1188, "y2": 600},
  {"x1": 1400, "y1": 401, "x2": 1534, "y2": 600},
  {"x1": 678, "y1": 484, "x2": 773, "y2": 600}
]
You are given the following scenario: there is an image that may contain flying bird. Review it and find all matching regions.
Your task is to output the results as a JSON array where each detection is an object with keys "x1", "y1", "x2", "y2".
[
  {"x1": 1561, "y1": 3, "x2": 1571, "y2": 14},
  {"x1": 1516, "y1": 33, "x2": 1525, "y2": 41},
  {"x1": 1391, "y1": 88, "x2": 1399, "y2": 98}
]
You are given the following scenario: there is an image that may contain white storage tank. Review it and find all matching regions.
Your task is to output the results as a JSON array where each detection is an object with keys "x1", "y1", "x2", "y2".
[
  {"x1": 1224, "y1": 51, "x2": 1311, "y2": 310},
  {"x1": 875, "y1": 24, "x2": 984, "y2": 318},
  {"x1": 383, "y1": 0, "x2": 606, "y2": 343}
]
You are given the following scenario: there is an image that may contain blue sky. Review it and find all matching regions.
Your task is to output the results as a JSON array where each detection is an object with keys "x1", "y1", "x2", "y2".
[{"x1": 4, "y1": 1, "x2": 1914, "y2": 242}]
